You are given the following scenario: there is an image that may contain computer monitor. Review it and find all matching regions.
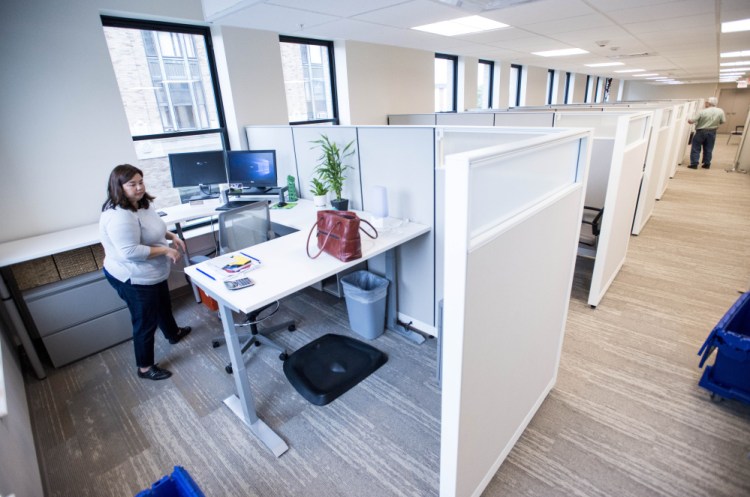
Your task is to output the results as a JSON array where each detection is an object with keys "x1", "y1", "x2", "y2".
[
  {"x1": 168, "y1": 150, "x2": 227, "y2": 197},
  {"x1": 226, "y1": 150, "x2": 278, "y2": 193}
]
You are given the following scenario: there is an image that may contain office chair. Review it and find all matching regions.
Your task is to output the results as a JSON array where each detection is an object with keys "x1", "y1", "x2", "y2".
[
  {"x1": 579, "y1": 206, "x2": 604, "y2": 248},
  {"x1": 191, "y1": 202, "x2": 296, "y2": 373},
  {"x1": 727, "y1": 125, "x2": 744, "y2": 144}
]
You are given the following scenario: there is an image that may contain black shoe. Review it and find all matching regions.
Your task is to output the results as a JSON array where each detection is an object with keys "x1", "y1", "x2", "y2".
[
  {"x1": 137, "y1": 364, "x2": 172, "y2": 380},
  {"x1": 168, "y1": 326, "x2": 192, "y2": 344},
  {"x1": 687, "y1": 164, "x2": 698, "y2": 169},
  {"x1": 701, "y1": 164, "x2": 710, "y2": 169}
]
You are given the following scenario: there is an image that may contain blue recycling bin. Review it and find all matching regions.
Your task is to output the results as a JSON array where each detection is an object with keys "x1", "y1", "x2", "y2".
[
  {"x1": 134, "y1": 466, "x2": 206, "y2": 497},
  {"x1": 697, "y1": 292, "x2": 750, "y2": 404}
]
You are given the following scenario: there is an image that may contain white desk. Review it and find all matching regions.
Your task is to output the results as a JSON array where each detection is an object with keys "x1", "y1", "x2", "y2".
[{"x1": 184, "y1": 199, "x2": 430, "y2": 457}]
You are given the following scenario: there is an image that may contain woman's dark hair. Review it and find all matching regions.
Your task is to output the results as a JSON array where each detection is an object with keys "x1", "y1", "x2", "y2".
[{"x1": 102, "y1": 164, "x2": 155, "y2": 212}]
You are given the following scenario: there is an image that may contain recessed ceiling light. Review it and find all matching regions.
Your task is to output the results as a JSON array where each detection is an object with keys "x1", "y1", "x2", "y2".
[
  {"x1": 584, "y1": 62, "x2": 624, "y2": 67},
  {"x1": 722, "y1": 18, "x2": 750, "y2": 33},
  {"x1": 532, "y1": 48, "x2": 589, "y2": 57},
  {"x1": 412, "y1": 15, "x2": 509, "y2": 36},
  {"x1": 720, "y1": 67, "x2": 750, "y2": 72},
  {"x1": 720, "y1": 60, "x2": 750, "y2": 66},
  {"x1": 634, "y1": 73, "x2": 659, "y2": 77},
  {"x1": 614, "y1": 69, "x2": 645, "y2": 73},
  {"x1": 721, "y1": 50, "x2": 750, "y2": 58}
]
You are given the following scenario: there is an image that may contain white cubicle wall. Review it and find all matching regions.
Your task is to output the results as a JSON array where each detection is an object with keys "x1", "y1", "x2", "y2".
[
  {"x1": 392, "y1": 110, "x2": 652, "y2": 308},
  {"x1": 440, "y1": 129, "x2": 591, "y2": 497},
  {"x1": 554, "y1": 111, "x2": 651, "y2": 307}
]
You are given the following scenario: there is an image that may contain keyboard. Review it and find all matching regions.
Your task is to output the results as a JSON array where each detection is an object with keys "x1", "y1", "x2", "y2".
[{"x1": 216, "y1": 201, "x2": 251, "y2": 211}]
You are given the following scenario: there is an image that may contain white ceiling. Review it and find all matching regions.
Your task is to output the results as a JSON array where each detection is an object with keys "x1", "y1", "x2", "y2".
[{"x1": 202, "y1": 0, "x2": 750, "y2": 84}]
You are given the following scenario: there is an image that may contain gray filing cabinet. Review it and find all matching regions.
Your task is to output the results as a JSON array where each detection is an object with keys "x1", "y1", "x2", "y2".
[{"x1": 22, "y1": 271, "x2": 132, "y2": 367}]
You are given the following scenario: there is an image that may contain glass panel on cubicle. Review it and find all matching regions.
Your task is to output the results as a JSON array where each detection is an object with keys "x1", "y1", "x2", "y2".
[{"x1": 626, "y1": 116, "x2": 650, "y2": 146}]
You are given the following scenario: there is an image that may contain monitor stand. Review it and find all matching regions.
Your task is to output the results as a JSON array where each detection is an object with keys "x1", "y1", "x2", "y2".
[{"x1": 244, "y1": 186, "x2": 271, "y2": 194}]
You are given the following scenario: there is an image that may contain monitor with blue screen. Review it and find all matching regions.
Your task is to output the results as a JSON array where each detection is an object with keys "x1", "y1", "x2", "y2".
[
  {"x1": 168, "y1": 150, "x2": 227, "y2": 198},
  {"x1": 227, "y1": 150, "x2": 278, "y2": 193}
]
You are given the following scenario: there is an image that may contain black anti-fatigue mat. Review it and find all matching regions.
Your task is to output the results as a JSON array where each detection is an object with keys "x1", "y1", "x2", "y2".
[{"x1": 283, "y1": 333, "x2": 388, "y2": 406}]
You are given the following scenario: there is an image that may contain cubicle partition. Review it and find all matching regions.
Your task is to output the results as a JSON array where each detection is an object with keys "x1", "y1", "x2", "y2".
[
  {"x1": 388, "y1": 110, "x2": 652, "y2": 308},
  {"x1": 440, "y1": 129, "x2": 591, "y2": 497}
]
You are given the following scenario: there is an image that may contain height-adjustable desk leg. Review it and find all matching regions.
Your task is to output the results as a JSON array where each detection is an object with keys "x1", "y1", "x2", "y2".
[
  {"x1": 174, "y1": 221, "x2": 202, "y2": 303},
  {"x1": 218, "y1": 303, "x2": 288, "y2": 457},
  {"x1": 385, "y1": 248, "x2": 425, "y2": 344}
]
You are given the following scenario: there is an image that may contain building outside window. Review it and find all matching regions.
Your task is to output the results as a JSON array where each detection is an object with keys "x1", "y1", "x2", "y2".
[
  {"x1": 509, "y1": 64, "x2": 522, "y2": 107},
  {"x1": 280, "y1": 36, "x2": 338, "y2": 124},
  {"x1": 102, "y1": 17, "x2": 226, "y2": 207},
  {"x1": 584, "y1": 75, "x2": 593, "y2": 103},
  {"x1": 477, "y1": 59, "x2": 494, "y2": 109},
  {"x1": 435, "y1": 53, "x2": 457, "y2": 112}
]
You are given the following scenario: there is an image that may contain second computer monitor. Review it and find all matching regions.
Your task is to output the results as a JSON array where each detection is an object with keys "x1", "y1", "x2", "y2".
[
  {"x1": 168, "y1": 150, "x2": 227, "y2": 189},
  {"x1": 227, "y1": 150, "x2": 278, "y2": 192}
]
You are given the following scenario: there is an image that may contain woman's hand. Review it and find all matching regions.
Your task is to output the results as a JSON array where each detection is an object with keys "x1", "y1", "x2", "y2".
[
  {"x1": 170, "y1": 236, "x2": 187, "y2": 254},
  {"x1": 164, "y1": 247, "x2": 182, "y2": 263}
]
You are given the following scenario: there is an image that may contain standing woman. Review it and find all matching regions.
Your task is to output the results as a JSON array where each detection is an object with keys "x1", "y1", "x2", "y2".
[{"x1": 100, "y1": 164, "x2": 192, "y2": 380}]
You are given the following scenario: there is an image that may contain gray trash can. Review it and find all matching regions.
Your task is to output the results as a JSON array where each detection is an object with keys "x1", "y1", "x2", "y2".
[{"x1": 340, "y1": 270, "x2": 389, "y2": 340}]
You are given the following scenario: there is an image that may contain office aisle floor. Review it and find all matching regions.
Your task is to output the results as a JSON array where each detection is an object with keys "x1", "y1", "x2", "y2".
[{"x1": 25, "y1": 139, "x2": 750, "y2": 497}]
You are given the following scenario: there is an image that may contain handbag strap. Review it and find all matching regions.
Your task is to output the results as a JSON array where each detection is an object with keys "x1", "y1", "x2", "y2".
[
  {"x1": 359, "y1": 218, "x2": 378, "y2": 239},
  {"x1": 306, "y1": 218, "x2": 340, "y2": 259}
]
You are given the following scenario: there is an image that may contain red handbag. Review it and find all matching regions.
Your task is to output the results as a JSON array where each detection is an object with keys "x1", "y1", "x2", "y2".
[{"x1": 306, "y1": 210, "x2": 378, "y2": 262}]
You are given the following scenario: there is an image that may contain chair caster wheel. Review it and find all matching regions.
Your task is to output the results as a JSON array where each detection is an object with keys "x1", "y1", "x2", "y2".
[
  {"x1": 288, "y1": 324, "x2": 296, "y2": 331},
  {"x1": 279, "y1": 353, "x2": 288, "y2": 361},
  {"x1": 211, "y1": 340, "x2": 221, "y2": 348},
  {"x1": 225, "y1": 364, "x2": 233, "y2": 374},
  {"x1": 710, "y1": 392, "x2": 724, "y2": 403}
]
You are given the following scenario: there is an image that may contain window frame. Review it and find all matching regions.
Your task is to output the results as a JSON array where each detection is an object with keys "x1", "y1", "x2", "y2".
[
  {"x1": 477, "y1": 59, "x2": 495, "y2": 109},
  {"x1": 279, "y1": 35, "x2": 339, "y2": 126},
  {"x1": 546, "y1": 69, "x2": 555, "y2": 105},
  {"x1": 510, "y1": 64, "x2": 523, "y2": 107},
  {"x1": 584, "y1": 75, "x2": 593, "y2": 103},
  {"x1": 435, "y1": 53, "x2": 458, "y2": 113},
  {"x1": 101, "y1": 16, "x2": 228, "y2": 145},
  {"x1": 564, "y1": 72, "x2": 572, "y2": 104}
]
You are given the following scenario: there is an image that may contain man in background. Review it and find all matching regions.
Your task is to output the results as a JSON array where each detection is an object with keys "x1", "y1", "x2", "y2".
[{"x1": 687, "y1": 97, "x2": 726, "y2": 169}]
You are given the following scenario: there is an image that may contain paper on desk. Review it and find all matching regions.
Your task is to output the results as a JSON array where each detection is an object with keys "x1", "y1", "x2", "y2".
[{"x1": 202, "y1": 252, "x2": 262, "y2": 279}]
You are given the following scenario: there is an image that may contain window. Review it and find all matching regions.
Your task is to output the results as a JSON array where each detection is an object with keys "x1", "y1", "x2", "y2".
[
  {"x1": 603, "y1": 77, "x2": 613, "y2": 102},
  {"x1": 435, "y1": 54, "x2": 457, "y2": 112},
  {"x1": 546, "y1": 69, "x2": 555, "y2": 105},
  {"x1": 280, "y1": 36, "x2": 338, "y2": 125},
  {"x1": 584, "y1": 75, "x2": 593, "y2": 103},
  {"x1": 477, "y1": 59, "x2": 494, "y2": 109},
  {"x1": 595, "y1": 77, "x2": 605, "y2": 102},
  {"x1": 102, "y1": 16, "x2": 227, "y2": 207},
  {"x1": 564, "y1": 72, "x2": 572, "y2": 104},
  {"x1": 509, "y1": 64, "x2": 522, "y2": 107}
]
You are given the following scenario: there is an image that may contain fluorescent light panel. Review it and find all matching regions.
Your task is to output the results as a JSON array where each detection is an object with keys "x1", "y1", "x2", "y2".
[
  {"x1": 721, "y1": 50, "x2": 750, "y2": 58},
  {"x1": 533, "y1": 48, "x2": 589, "y2": 57},
  {"x1": 412, "y1": 15, "x2": 508, "y2": 36},
  {"x1": 720, "y1": 60, "x2": 750, "y2": 66},
  {"x1": 720, "y1": 67, "x2": 750, "y2": 72},
  {"x1": 722, "y1": 18, "x2": 750, "y2": 33},
  {"x1": 614, "y1": 69, "x2": 645, "y2": 73},
  {"x1": 634, "y1": 73, "x2": 659, "y2": 77},
  {"x1": 584, "y1": 62, "x2": 623, "y2": 67}
]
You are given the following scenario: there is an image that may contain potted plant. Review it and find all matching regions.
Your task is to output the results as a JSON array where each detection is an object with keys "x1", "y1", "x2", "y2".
[
  {"x1": 312, "y1": 134, "x2": 355, "y2": 211},
  {"x1": 310, "y1": 177, "x2": 328, "y2": 208}
]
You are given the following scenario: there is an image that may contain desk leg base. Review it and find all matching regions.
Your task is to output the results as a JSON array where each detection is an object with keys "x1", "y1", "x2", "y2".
[
  {"x1": 224, "y1": 395, "x2": 289, "y2": 457},
  {"x1": 388, "y1": 323, "x2": 426, "y2": 344}
]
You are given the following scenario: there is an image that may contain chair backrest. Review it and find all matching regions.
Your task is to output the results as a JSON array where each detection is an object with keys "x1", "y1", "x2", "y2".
[{"x1": 218, "y1": 202, "x2": 273, "y2": 254}]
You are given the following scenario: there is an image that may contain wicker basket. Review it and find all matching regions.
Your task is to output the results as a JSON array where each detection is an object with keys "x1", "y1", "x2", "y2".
[
  {"x1": 91, "y1": 243, "x2": 106, "y2": 269},
  {"x1": 53, "y1": 247, "x2": 98, "y2": 279},
  {"x1": 11, "y1": 256, "x2": 61, "y2": 290}
]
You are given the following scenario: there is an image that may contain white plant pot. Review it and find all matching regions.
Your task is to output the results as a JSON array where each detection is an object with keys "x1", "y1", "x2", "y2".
[{"x1": 313, "y1": 194, "x2": 327, "y2": 208}]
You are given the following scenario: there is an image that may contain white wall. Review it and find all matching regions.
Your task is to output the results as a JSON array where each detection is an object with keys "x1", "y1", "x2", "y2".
[
  {"x1": 0, "y1": 0, "x2": 205, "y2": 243},
  {"x1": 462, "y1": 56, "x2": 479, "y2": 111},
  {"x1": 622, "y1": 81, "x2": 720, "y2": 100},
  {"x1": 211, "y1": 26, "x2": 289, "y2": 150},
  {"x1": 343, "y1": 41, "x2": 434, "y2": 125},
  {"x1": 525, "y1": 66, "x2": 549, "y2": 106},
  {"x1": 497, "y1": 61, "x2": 511, "y2": 109}
]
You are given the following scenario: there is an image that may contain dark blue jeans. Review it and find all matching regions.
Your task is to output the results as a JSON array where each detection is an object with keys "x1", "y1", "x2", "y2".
[
  {"x1": 104, "y1": 269, "x2": 180, "y2": 368},
  {"x1": 690, "y1": 129, "x2": 717, "y2": 166}
]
